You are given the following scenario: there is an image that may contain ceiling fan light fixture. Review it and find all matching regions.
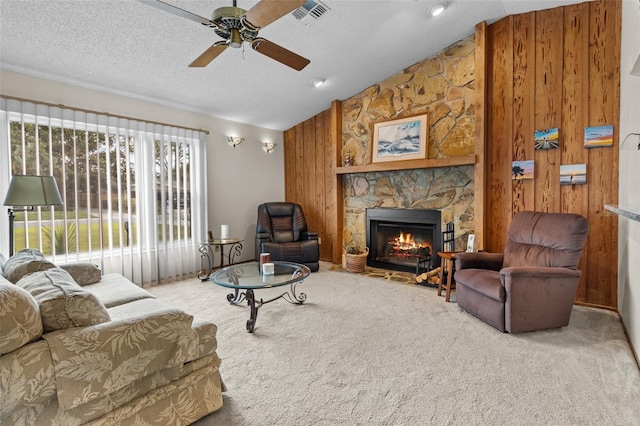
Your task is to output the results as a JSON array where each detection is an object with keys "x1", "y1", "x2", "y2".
[
  {"x1": 229, "y1": 28, "x2": 243, "y2": 48},
  {"x1": 430, "y1": 2, "x2": 447, "y2": 17},
  {"x1": 312, "y1": 78, "x2": 326, "y2": 87}
]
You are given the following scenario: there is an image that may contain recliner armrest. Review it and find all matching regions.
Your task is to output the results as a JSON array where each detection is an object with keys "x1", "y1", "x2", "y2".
[
  {"x1": 455, "y1": 252, "x2": 503, "y2": 271},
  {"x1": 256, "y1": 232, "x2": 271, "y2": 242},
  {"x1": 300, "y1": 231, "x2": 318, "y2": 240},
  {"x1": 500, "y1": 265, "x2": 581, "y2": 280},
  {"x1": 255, "y1": 232, "x2": 271, "y2": 261},
  {"x1": 500, "y1": 265, "x2": 581, "y2": 289},
  {"x1": 501, "y1": 266, "x2": 582, "y2": 333}
]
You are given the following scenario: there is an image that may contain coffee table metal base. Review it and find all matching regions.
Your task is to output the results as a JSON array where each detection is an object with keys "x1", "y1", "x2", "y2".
[{"x1": 226, "y1": 282, "x2": 307, "y2": 333}]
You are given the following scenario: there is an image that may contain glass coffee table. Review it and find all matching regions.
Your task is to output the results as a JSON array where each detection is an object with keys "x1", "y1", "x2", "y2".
[{"x1": 210, "y1": 261, "x2": 311, "y2": 333}]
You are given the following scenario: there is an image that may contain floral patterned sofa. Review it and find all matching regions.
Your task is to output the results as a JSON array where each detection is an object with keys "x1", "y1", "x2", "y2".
[{"x1": 0, "y1": 249, "x2": 224, "y2": 425}]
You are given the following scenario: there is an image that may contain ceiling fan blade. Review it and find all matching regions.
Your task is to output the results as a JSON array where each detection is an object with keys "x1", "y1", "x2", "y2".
[
  {"x1": 189, "y1": 42, "x2": 228, "y2": 67},
  {"x1": 251, "y1": 38, "x2": 310, "y2": 71},
  {"x1": 244, "y1": 0, "x2": 306, "y2": 29},
  {"x1": 137, "y1": 0, "x2": 214, "y2": 27}
]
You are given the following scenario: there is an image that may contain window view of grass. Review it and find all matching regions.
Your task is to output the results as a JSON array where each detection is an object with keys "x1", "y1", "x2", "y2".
[
  {"x1": 8, "y1": 113, "x2": 198, "y2": 283},
  {"x1": 13, "y1": 219, "x2": 189, "y2": 256},
  {"x1": 14, "y1": 210, "x2": 90, "y2": 221},
  {"x1": 14, "y1": 222, "x2": 136, "y2": 255}
]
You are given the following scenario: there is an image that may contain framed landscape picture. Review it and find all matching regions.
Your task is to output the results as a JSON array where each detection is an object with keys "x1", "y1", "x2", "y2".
[
  {"x1": 372, "y1": 114, "x2": 428, "y2": 163},
  {"x1": 512, "y1": 160, "x2": 534, "y2": 180},
  {"x1": 584, "y1": 124, "x2": 614, "y2": 148},
  {"x1": 560, "y1": 164, "x2": 587, "y2": 185},
  {"x1": 534, "y1": 128, "x2": 559, "y2": 150}
]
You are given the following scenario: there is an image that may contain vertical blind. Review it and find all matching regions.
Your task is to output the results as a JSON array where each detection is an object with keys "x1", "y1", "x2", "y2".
[{"x1": 0, "y1": 97, "x2": 208, "y2": 285}]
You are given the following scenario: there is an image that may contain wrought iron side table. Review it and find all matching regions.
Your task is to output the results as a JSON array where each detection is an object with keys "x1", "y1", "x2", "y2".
[{"x1": 198, "y1": 238, "x2": 243, "y2": 281}]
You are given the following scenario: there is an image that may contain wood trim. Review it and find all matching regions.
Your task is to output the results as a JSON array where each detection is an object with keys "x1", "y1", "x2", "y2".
[
  {"x1": 334, "y1": 154, "x2": 475, "y2": 175},
  {"x1": 487, "y1": 15, "x2": 515, "y2": 252},
  {"x1": 331, "y1": 100, "x2": 343, "y2": 264},
  {"x1": 474, "y1": 21, "x2": 488, "y2": 252}
]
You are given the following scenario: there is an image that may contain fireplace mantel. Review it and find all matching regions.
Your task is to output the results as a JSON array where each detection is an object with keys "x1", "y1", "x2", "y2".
[{"x1": 335, "y1": 154, "x2": 475, "y2": 175}]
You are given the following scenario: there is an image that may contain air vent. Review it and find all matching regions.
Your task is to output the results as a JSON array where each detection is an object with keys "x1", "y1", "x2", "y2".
[{"x1": 292, "y1": 0, "x2": 330, "y2": 25}]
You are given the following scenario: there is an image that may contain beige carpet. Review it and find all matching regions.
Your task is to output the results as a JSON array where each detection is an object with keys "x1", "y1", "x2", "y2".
[{"x1": 148, "y1": 262, "x2": 640, "y2": 425}]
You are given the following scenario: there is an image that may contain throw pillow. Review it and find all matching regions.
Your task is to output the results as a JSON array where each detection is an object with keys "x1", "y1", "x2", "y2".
[
  {"x1": 0, "y1": 252, "x2": 6, "y2": 275},
  {"x1": 3, "y1": 248, "x2": 56, "y2": 283},
  {"x1": 58, "y1": 263, "x2": 102, "y2": 286},
  {"x1": 0, "y1": 276, "x2": 43, "y2": 355},
  {"x1": 16, "y1": 268, "x2": 111, "y2": 332}
]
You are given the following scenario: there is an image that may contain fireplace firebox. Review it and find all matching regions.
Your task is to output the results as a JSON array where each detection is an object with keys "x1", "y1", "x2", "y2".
[{"x1": 366, "y1": 208, "x2": 442, "y2": 275}]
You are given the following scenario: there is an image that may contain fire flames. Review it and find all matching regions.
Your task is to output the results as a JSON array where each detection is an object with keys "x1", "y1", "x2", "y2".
[{"x1": 390, "y1": 232, "x2": 430, "y2": 253}]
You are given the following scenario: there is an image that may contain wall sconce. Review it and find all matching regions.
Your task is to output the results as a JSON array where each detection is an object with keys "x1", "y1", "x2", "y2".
[
  {"x1": 262, "y1": 142, "x2": 277, "y2": 153},
  {"x1": 227, "y1": 136, "x2": 244, "y2": 148},
  {"x1": 3, "y1": 175, "x2": 63, "y2": 256},
  {"x1": 621, "y1": 132, "x2": 640, "y2": 151}
]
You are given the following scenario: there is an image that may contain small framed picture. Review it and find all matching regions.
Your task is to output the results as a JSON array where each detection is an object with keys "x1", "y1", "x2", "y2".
[
  {"x1": 560, "y1": 164, "x2": 587, "y2": 185},
  {"x1": 534, "y1": 128, "x2": 559, "y2": 150},
  {"x1": 512, "y1": 160, "x2": 534, "y2": 180},
  {"x1": 466, "y1": 234, "x2": 475, "y2": 252},
  {"x1": 584, "y1": 125, "x2": 613, "y2": 148}
]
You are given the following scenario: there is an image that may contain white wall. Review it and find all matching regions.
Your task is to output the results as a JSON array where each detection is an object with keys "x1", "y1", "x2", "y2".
[
  {"x1": 618, "y1": 0, "x2": 640, "y2": 361},
  {"x1": 0, "y1": 70, "x2": 284, "y2": 264}
]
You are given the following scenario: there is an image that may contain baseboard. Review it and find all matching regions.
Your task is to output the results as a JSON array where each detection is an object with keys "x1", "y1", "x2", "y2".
[
  {"x1": 573, "y1": 301, "x2": 639, "y2": 371},
  {"x1": 619, "y1": 314, "x2": 640, "y2": 372},
  {"x1": 574, "y1": 301, "x2": 618, "y2": 312}
]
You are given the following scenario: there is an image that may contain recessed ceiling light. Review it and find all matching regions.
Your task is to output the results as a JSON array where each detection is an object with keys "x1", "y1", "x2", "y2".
[
  {"x1": 430, "y1": 2, "x2": 447, "y2": 17},
  {"x1": 312, "y1": 78, "x2": 326, "y2": 87}
]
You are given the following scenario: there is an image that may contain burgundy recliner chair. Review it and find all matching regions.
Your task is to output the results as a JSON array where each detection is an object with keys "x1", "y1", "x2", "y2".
[
  {"x1": 454, "y1": 211, "x2": 588, "y2": 333},
  {"x1": 255, "y1": 202, "x2": 319, "y2": 272}
]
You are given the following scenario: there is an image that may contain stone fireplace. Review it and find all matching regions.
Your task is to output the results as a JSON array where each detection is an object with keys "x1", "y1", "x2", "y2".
[
  {"x1": 366, "y1": 208, "x2": 442, "y2": 275},
  {"x1": 339, "y1": 34, "x2": 476, "y2": 266}
]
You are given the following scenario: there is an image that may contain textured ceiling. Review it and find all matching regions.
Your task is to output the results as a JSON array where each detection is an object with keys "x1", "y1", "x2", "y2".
[{"x1": 0, "y1": 0, "x2": 586, "y2": 131}]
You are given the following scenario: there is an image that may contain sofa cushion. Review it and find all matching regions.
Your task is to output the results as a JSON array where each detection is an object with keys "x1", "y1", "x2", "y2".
[
  {"x1": 85, "y1": 273, "x2": 155, "y2": 308},
  {"x1": 0, "y1": 276, "x2": 43, "y2": 355},
  {"x1": 0, "y1": 252, "x2": 6, "y2": 275},
  {"x1": 16, "y1": 268, "x2": 111, "y2": 332},
  {"x1": 3, "y1": 248, "x2": 56, "y2": 283}
]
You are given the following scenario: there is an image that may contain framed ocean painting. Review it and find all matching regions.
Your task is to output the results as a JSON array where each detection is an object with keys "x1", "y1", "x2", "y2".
[
  {"x1": 584, "y1": 125, "x2": 614, "y2": 148},
  {"x1": 372, "y1": 114, "x2": 428, "y2": 163}
]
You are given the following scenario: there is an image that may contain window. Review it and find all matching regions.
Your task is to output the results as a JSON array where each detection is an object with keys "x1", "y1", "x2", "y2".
[{"x1": 1, "y1": 98, "x2": 208, "y2": 285}]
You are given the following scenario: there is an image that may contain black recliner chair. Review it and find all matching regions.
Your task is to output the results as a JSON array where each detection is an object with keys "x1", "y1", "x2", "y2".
[{"x1": 255, "y1": 202, "x2": 319, "y2": 272}]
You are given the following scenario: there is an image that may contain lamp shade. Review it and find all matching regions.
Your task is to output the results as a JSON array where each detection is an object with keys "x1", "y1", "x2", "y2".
[{"x1": 3, "y1": 175, "x2": 63, "y2": 207}]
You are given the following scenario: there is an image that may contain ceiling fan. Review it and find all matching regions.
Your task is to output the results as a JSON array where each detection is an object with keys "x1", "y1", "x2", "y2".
[{"x1": 139, "y1": 0, "x2": 310, "y2": 70}]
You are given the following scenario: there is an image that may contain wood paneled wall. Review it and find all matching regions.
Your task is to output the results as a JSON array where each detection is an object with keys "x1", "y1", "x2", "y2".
[
  {"x1": 283, "y1": 101, "x2": 341, "y2": 262},
  {"x1": 284, "y1": 1, "x2": 621, "y2": 309},
  {"x1": 482, "y1": 0, "x2": 621, "y2": 308}
]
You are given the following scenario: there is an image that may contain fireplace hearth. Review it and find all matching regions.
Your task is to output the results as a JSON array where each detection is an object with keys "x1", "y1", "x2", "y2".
[{"x1": 366, "y1": 208, "x2": 442, "y2": 275}]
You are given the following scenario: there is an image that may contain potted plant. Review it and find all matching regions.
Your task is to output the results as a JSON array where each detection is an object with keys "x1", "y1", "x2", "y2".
[{"x1": 344, "y1": 245, "x2": 369, "y2": 273}]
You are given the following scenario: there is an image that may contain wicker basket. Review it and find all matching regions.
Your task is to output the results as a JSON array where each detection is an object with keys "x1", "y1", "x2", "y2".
[{"x1": 345, "y1": 247, "x2": 369, "y2": 273}]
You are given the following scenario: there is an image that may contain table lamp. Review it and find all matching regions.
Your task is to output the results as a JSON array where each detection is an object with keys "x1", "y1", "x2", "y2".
[{"x1": 3, "y1": 175, "x2": 63, "y2": 256}]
